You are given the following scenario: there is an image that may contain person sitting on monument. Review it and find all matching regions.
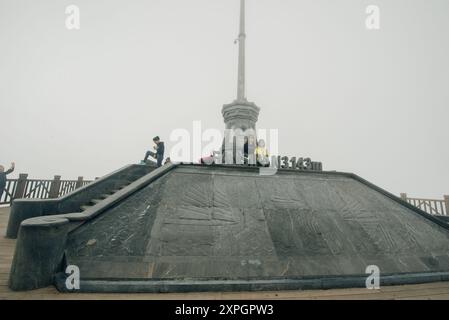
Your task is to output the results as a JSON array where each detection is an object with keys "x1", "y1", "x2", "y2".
[
  {"x1": 142, "y1": 136, "x2": 165, "y2": 167},
  {"x1": 200, "y1": 154, "x2": 215, "y2": 165},
  {"x1": 0, "y1": 162, "x2": 15, "y2": 199},
  {"x1": 255, "y1": 140, "x2": 270, "y2": 167}
]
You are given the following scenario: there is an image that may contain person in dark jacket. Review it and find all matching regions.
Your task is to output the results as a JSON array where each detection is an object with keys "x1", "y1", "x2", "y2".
[
  {"x1": 142, "y1": 136, "x2": 165, "y2": 167},
  {"x1": 244, "y1": 136, "x2": 256, "y2": 165},
  {"x1": 0, "y1": 162, "x2": 15, "y2": 200}
]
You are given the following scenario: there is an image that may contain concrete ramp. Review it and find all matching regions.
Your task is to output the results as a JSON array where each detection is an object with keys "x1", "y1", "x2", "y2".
[{"x1": 61, "y1": 165, "x2": 449, "y2": 291}]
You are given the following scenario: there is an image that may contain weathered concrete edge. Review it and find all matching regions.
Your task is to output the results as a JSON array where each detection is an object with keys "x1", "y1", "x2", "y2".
[
  {"x1": 9, "y1": 216, "x2": 71, "y2": 291},
  {"x1": 434, "y1": 215, "x2": 449, "y2": 224},
  {"x1": 67, "y1": 162, "x2": 179, "y2": 226},
  {"x1": 8, "y1": 163, "x2": 178, "y2": 291},
  {"x1": 54, "y1": 271, "x2": 449, "y2": 293},
  {"x1": 6, "y1": 163, "x2": 139, "y2": 238}
]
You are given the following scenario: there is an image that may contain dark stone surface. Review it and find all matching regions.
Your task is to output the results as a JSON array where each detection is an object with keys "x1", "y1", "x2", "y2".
[
  {"x1": 8, "y1": 164, "x2": 177, "y2": 291},
  {"x1": 6, "y1": 164, "x2": 155, "y2": 238},
  {"x1": 54, "y1": 271, "x2": 449, "y2": 293},
  {"x1": 64, "y1": 165, "x2": 449, "y2": 288},
  {"x1": 435, "y1": 215, "x2": 449, "y2": 224},
  {"x1": 9, "y1": 216, "x2": 71, "y2": 291}
]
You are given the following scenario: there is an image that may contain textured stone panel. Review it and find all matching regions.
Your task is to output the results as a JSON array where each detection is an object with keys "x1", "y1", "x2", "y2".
[{"x1": 65, "y1": 167, "x2": 449, "y2": 281}]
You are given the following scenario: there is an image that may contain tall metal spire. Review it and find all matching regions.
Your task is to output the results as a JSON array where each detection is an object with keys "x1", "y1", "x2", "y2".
[
  {"x1": 237, "y1": 0, "x2": 246, "y2": 101},
  {"x1": 222, "y1": 0, "x2": 259, "y2": 132}
]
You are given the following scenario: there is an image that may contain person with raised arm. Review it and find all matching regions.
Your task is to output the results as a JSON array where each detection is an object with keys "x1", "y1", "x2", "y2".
[{"x1": 0, "y1": 162, "x2": 15, "y2": 199}]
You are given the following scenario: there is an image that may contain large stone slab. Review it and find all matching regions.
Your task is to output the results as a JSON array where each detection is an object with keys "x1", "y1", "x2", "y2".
[{"x1": 64, "y1": 166, "x2": 449, "y2": 285}]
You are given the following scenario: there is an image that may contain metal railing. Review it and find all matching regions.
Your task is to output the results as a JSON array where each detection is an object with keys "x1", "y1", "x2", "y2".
[
  {"x1": 1, "y1": 174, "x2": 93, "y2": 205},
  {"x1": 401, "y1": 193, "x2": 449, "y2": 216}
]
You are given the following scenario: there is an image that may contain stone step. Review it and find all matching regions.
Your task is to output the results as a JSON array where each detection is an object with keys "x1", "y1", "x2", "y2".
[
  {"x1": 109, "y1": 184, "x2": 130, "y2": 195},
  {"x1": 90, "y1": 199, "x2": 103, "y2": 205},
  {"x1": 80, "y1": 205, "x2": 92, "y2": 211}
]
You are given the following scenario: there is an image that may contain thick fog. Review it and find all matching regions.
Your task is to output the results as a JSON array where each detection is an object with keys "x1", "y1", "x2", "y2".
[{"x1": 1, "y1": 0, "x2": 448, "y2": 199}]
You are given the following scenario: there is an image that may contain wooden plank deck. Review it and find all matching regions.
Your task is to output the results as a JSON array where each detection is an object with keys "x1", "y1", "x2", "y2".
[{"x1": 1, "y1": 206, "x2": 448, "y2": 300}]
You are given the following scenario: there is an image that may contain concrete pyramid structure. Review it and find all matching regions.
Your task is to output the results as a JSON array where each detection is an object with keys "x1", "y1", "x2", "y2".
[{"x1": 8, "y1": 164, "x2": 449, "y2": 292}]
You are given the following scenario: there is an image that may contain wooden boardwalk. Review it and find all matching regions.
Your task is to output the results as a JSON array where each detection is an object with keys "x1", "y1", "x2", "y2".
[{"x1": 1, "y1": 207, "x2": 449, "y2": 300}]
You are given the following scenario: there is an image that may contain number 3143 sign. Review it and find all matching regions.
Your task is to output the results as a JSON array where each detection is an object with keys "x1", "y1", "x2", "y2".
[{"x1": 273, "y1": 156, "x2": 323, "y2": 171}]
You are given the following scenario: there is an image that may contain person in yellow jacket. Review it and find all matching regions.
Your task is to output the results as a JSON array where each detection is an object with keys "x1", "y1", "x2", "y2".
[{"x1": 255, "y1": 139, "x2": 270, "y2": 167}]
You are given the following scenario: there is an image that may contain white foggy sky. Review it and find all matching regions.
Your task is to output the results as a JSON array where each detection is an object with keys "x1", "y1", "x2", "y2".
[{"x1": 0, "y1": 0, "x2": 448, "y2": 199}]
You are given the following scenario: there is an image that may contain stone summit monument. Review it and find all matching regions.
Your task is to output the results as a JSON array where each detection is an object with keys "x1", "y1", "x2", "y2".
[
  {"x1": 7, "y1": 0, "x2": 449, "y2": 292},
  {"x1": 222, "y1": 0, "x2": 260, "y2": 134}
]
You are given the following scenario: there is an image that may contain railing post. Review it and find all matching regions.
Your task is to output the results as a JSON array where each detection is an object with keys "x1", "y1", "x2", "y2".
[
  {"x1": 48, "y1": 175, "x2": 62, "y2": 199},
  {"x1": 444, "y1": 195, "x2": 449, "y2": 216},
  {"x1": 75, "y1": 176, "x2": 84, "y2": 189},
  {"x1": 400, "y1": 193, "x2": 408, "y2": 201},
  {"x1": 13, "y1": 174, "x2": 28, "y2": 200}
]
